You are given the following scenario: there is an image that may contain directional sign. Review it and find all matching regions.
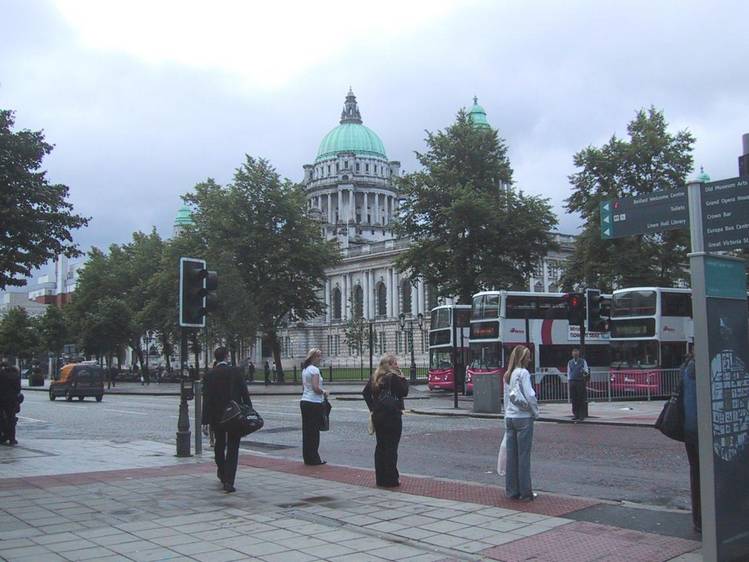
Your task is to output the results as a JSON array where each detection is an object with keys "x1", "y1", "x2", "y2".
[
  {"x1": 600, "y1": 187, "x2": 689, "y2": 239},
  {"x1": 701, "y1": 177, "x2": 749, "y2": 251}
]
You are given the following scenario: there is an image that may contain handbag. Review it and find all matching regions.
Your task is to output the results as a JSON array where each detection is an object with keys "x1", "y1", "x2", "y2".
[
  {"x1": 218, "y1": 400, "x2": 264, "y2": 437},
  {"x1": 655, "y1": 384, "x2": 684, "y2": 442},
  {"x1": 372, "y1": 375, "x2": 402, "y2": 430},
  {"x1": 508, "y1": 370, "x2": 540, "y2": 419},
  {"x1": 320, "y1": 398, "x2": 331, "y2": 432},
  {"x1": 497, "y1": 433, "x2": 507, "y2": 476}
]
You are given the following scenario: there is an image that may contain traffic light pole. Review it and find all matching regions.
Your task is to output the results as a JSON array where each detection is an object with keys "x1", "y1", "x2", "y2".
[{"x1": 176, "y1": 330, "x2": 192, "y2": 457}]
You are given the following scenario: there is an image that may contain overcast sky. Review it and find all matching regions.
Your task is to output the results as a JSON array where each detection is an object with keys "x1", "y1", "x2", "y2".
[{"x1": 3, "y1": 0, "x2": 749, "y2": 280}]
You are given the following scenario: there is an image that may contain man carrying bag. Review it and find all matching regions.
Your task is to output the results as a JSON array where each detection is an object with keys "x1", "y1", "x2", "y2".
[{"x1": 201, "y1": 347, "x2": 250, "y2": 493}]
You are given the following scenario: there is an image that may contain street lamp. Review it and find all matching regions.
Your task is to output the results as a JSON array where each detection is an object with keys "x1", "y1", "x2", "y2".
[
  {"x1": 399, "y1": 312, "x2": 424, "y2": 384},
  {"x1": 144, "y1": 330, "x2": 154, "y2": 385}
]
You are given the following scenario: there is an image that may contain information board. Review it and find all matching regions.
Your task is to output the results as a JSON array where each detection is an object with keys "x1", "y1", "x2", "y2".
[
  {"x1": 600, "y1": 188, "x2": 689, "y2": 239},
  {"x1": 701, "y1": 177, "x2": 749, "y2": 251}
]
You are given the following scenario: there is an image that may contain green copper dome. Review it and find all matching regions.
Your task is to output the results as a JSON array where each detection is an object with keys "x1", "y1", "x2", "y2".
[
  {"x1": 468, "y1": 96, "x2": 490, "y2": 129},
  {"x1": 174, "y1": 205, "x2": 194, "y2": 227},
  {"x1": 315, "y1": 89, "x2": 387, "y2": 162},
  {"x1": 697, "y1": 166, "x2": 711, "y2": 183}
]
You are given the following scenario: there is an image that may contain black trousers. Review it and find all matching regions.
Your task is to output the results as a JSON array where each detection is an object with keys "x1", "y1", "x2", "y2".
[
  {"x1": 569, "y1": 380, "x2": 587, "y2": 419},
  {"x1": 374, "y1": 414, "x2": 402, "y2": 487},
  {"x1": 685, "y1": 441, "x2": 701, "y2": 530},
  {"x1": 212, "y1": 427, "x2": 241, "y2": 486},
  {"x1": 300, "y1": 401, "x2": 324, "y2": 464},
  {"x1": 0, "y1": 404, "x2": 17, "y2": 443}
]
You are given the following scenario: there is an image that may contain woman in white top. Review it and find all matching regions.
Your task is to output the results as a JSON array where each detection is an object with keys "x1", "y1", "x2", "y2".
[
  {"x1": 503, "y1": 345, "x2": 538, "y2": 501},
  {"x1": 300, "y1": 348, "x2": 328, "y2": 465}
]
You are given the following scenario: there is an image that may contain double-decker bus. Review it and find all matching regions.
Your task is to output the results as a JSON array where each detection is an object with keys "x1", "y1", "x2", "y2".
[
  {"x1": 466, "y1": 291, "x2": 610, "y2": 399},
  {"x1": 427, "y1": 305, "x2": 471, "y2": 391},
  {"x1": 609, "y1": 287, "x2": 693, "y2": 396}
]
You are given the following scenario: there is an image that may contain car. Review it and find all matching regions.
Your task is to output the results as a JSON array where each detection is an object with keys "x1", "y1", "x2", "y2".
[{"x1": 49, "y1": 363, "x2": 105, "y2": 402}]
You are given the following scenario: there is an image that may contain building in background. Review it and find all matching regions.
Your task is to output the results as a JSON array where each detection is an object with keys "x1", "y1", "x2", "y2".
[
  {"x1": 0, "y1": 292, "x2": 48, "y2": 319},
  {"x1": 28, "y1": 255, "x2": 81, "y2": 307}
]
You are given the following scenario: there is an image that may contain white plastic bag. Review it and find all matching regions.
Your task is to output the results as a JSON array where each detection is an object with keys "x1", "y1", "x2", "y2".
[{"x1": 497, "y1": 433, "x2": 507, "y2": 476}]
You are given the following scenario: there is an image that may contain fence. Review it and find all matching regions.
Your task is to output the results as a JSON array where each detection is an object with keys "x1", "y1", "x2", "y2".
[
  {"x1": 503, "y1": 368, "x2": 683, "y2": 403},
  {"x1": 275, "y1": 362, "x2": 430, "y2": 383}
]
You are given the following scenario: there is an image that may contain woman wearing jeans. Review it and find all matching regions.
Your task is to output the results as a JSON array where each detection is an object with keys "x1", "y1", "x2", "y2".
[
  {"x1": 300, "y1": 348, "x2": 328, "y2": 465},
  {"x1": 503, "y1": 345, "x2": 538, "y2": 501}
]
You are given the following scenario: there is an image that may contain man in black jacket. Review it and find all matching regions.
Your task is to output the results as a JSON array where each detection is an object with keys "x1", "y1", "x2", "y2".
[
  {"x1": 201, "y1": 347, "x2": 250, "y2": 493},
  {"x1": 0, "y1": 360, "x2": 21, "y2": 445}
]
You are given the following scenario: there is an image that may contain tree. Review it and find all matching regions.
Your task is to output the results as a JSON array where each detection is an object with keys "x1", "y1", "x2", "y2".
[
  {"x1": 0, "y1": 307, "x2": 39, "y2": 363},
  {"x1": 38, "y1": 305, "x2": 68, "y2": 375},
  {"x1": 562, "y1": 107, "x2": 695, "y2": 291},
  {"x1": 185, "y1": 156, "x2": 340, "y2": 374},
  {"x1": 0, "y1": 110, "x2": 89, "y2": 289},
  {"x1": 395, "y1": 110, "x2": 558, "y2": 303}
]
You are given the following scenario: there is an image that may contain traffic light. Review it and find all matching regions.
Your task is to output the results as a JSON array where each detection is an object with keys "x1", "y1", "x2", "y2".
[
  {"x1": 179, "y1": 257, "x2": 218, "y2": 328},
  {"x1": 564, "y1": 292, "x2": 585, "y2": 325},
  {"x1": 585, "y1": 288, "x2": 607, "y2": 332}
]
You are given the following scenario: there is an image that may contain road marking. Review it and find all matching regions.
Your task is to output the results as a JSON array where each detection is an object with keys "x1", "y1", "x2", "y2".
[
  {"x1": 17, "y1": 415, "x2": 46, "y2": 423},
  {"x1": 102, "y1": 409, "x2": 149, "y2": 416}
]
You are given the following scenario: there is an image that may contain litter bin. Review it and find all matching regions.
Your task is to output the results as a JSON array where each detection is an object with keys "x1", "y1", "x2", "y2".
[{"x1": 473, "y1": 372, "x2": 501, "y2": 413}]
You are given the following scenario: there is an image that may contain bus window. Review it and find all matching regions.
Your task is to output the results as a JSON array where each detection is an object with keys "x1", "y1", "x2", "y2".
[
  {"x1": 583, "y1": 345, "x2": 611, "y2": 369},
  {"x1": 455, "y1": 308, "x2": 471, "y2": 327},
  {"x1": 505, "y1": 295, "x2": 536, "y2": 319},
  {"x1": 610, "y1": 340, "x2": 658, "y2": 368},
  {"x1": 536, "y1": 296, "x2": 568, "y2": 320},
  {"x1": 661, "y1": 293, "x2": 692, "y2": 317},
  {"x1": 660, "y1": 342, "x2": 687, "y2": 368},
  {"x1": 469, "y1": 342, "x2": 501, "y2": 369},
  {"x1": 430, "y1": 308, "x2": 451, "y2": 330},
  {"x1": 612, "y1": 290, "x2": 657, "y2": 318},
  {"x1": 539, "y1": 345, "x2": 575, "y2": 371},
  {"x1": 430, "y1": 350, "x2": 453, "y2": 369},
  {"x1": 472, "y1": 294, "x2": 500, "y2": 320}
]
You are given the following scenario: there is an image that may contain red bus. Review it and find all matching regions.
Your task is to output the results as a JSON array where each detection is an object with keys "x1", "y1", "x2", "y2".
[
  {"x1": 427, "y1": 305, "x2": 471, "y2": 391},
  {"x1": 466, "y1": 291, "x2": 610, "y2": 399}
]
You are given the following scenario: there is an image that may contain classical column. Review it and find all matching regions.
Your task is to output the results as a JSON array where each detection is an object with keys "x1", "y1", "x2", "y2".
[
  {"x1": 393, "y1": 271, "x2": 400, "y2": 318},
  {"x1": 324, "y1": 278, "x2": 330, "y2": 322},
  {"x1": 364, "y1": 192, "x2": 369, "y2": 224},
  {"x1": 364, "y1": 270, "x2": 370, "y2": 320},
  {"x1": 418, "y1": 279, "x2": 426, "y2": 315},
  {"x1": 343, "y1": 274, "x2": 349, "y2": 321},
  {"x1": 388, "y1": 268, "x2": 394, "y2": 318},
  {"x1": 411, "y1": 281, "x2": 418, "y2": 315}
]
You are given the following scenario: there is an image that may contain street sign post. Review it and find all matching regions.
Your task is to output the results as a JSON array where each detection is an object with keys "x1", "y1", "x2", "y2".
[{"x1": 600, "y1": 187, "x2": 689, "y2": 239}]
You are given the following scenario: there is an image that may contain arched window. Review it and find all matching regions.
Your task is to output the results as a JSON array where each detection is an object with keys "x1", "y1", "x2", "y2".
[
  {"x1": 401, "y1": 280, "x2": 412, "y2": 315},
  {"x1": 376, "y1": 282, "x2": 387, "y2": 318},
  {"x1": 332, "y1": 287, "x2": 342, "y2": 320},
  {"x1": 353, "y1": 285, "x2": 364, "y2": 319}
]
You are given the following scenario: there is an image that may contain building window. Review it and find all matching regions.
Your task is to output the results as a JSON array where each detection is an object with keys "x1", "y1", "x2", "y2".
[
  {"x1": 365, "y1": 163, "x2": 369, "y2": 172},
  {"x1": 333, "y1": 287, "x2": 342, "y2": 320},
  {"x1": 376, "y1": 282, "x2": 387, "y2": 318},
  {"x1": 401, "y1": 280, "x2": 412, "y2": 314},
  {"x1": 356, "y1": 162, "x2": 360, "y2": 172},
  {"x1": 353, "y1": 285, "x2": 364, "y2": 319},
  {"x1": 336, "y1": 163, "x2": 339, "y2": 172}
]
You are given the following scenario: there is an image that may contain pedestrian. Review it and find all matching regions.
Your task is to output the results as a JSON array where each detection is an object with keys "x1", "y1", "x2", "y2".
[
  {"x1": 567, "y1": 347, "x2": 589, "y2": 421},
  {"x1": 681, "y1": 343, "x2": 701, "y2": 533},
  {"x1": 201, "y1": 347, "x2": 250, "y2": 493},
  {"x1": 264, "y1": 360, "x2": 271, "y2": 385},
  {"x1": 504, "y1": 345, "x2": 539, "y2": 501},
  {"x1": 299, "y1": 348, "x2": 328, "y2": 465},
  {"x1": 0, "y1": 359, "x2": 22, "y2": 446},
  {"x1": 248, "y1": 361, "x2": 255, "y2": 383},
  {"x1": 362, "y1": 353, "x2": 409, "y2": 488}
]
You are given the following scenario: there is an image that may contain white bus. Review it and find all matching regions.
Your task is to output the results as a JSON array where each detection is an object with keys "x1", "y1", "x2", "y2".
[
  {"x1": 467, "y1": 291, "x2": 610, "y2": 399},
  {"x1": 609, "y1": 287, "x2": 693, "y2": 396},
  {"x1": 427, "y1": 305, "x2": 471, "y2": 391}
]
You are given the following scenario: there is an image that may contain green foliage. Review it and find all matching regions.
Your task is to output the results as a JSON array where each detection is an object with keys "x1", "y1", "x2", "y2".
[
  {"x1": 395, "y1": 110, "x2": 558, "y2": 303},
  {"x1": 0, "y1": 307, "x2": 39, "y2": 360},
  {"x1": 37, "y1": 305, "x2": 68, "y2": 355},
  {"x1": 0, "y1": 110, "x2": 89, "y2": 289},
  {"x1": 185, "y1": 156, "x2": 340, "y2": 371},
  {"x1": 562, "y1": 107, "x2": 695, "y2": 291}
]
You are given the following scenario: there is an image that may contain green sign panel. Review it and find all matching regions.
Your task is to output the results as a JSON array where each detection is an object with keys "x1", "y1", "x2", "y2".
[
  {"x1": 705, "y1": 256, "x2": 747, "y2": 299},
  {"x1": 600, "y1": 188, "x2": 689, "y2": 239},
  {"x1": 701, "y1": 177, "x2": 749, "y2": 251}
]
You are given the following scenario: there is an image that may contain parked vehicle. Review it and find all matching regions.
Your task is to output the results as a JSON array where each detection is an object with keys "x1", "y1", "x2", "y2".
[{"x1": 49, "y1": 363, "x2": 104, "y2": 402}]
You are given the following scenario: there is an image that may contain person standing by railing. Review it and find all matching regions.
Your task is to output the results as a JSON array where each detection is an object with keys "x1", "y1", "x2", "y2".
[
  {"x1": 681, "y1": 344, "x2": 701, "y2": 534},
  {"x1": 567, "y1": 348, "x2": 589, "y2": 421}
]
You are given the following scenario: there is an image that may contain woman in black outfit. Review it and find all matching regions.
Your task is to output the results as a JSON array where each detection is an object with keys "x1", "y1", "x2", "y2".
[{"x1": 363, "y1": 353, "x2": 409, "y2": 487}]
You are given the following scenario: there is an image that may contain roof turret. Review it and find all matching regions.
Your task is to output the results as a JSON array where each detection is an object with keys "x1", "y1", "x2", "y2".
[{"x1": 468, "y1": 96, "x2": 491, "y2": 129}]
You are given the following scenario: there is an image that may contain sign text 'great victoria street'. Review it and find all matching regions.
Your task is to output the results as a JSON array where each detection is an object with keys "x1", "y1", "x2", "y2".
[
  {"x1": 600, "y1": 187, "x2": 689, "y2": 239},
  {"x1": 701, "y1": 177, "x2": 749, "y2": 251}
]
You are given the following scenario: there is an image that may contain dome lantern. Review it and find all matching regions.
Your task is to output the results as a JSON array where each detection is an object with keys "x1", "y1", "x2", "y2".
[{"x1": 468, "y1": 96, "x2": 491, "y2": 129}]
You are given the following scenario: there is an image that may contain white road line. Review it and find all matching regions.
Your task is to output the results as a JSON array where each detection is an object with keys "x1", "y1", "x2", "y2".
[
  {"x1": 17, "y1": 415, "x2": 46, "y2": 423},
  {"x1": 102, "y1": 409, "x2": 149, "y2": 416}
]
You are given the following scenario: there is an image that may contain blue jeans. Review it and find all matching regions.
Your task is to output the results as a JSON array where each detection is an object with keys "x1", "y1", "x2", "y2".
[{"x1": 505, "y1": 417, "x2": 534, "y2": 498}]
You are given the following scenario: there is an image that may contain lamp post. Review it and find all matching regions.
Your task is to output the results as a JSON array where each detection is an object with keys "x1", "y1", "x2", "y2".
[
  {"x1": 399, "y1": 312, "x2": 424, "y2": 384},
  {"x1": 144, "y1": 330, "x2": 154, "y2": 385}
]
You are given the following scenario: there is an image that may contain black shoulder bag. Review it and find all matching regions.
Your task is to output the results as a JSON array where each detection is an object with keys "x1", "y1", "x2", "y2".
[
  {"x1": 217, "y1": 374, "x2": 264, "y2": 437},
  {"x1": 655, "y1": 381, "x2": 684, "y2": 442}
]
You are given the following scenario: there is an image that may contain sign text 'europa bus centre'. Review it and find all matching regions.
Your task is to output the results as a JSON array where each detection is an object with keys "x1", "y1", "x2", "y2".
[{"x1": 600, "y1": 177, "x2": 749, "y2": 251}]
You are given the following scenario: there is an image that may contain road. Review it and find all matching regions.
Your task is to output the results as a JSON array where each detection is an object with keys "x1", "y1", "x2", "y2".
[{"x1": 15, "y1": 390, "x2": 691, "y2": 510}]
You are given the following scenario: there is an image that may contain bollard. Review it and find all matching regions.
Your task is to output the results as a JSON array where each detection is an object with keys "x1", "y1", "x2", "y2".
[
  {"x1": 194, "y1": 381, "x2": 202, "y2": 456},
  {"x1": 176, "y1": 379, "x2": 193, "y2": 457}
]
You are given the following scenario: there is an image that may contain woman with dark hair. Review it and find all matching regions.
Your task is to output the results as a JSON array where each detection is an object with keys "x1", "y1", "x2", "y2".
[
  {"x1": 300, "y1": 348, "x2": 327, "y2": 465},
  {"x1": 363, "y1": 353, "x2": 409, "y2": 487}
]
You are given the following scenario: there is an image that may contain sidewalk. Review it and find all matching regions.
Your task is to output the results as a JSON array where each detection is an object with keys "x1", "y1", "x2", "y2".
[
  {"x1": 411, "y1": 400, "x2": 664, "y2": 427},
  {"x1": 0, "y1": 439, "x2": 700, "y2": 561}
]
